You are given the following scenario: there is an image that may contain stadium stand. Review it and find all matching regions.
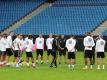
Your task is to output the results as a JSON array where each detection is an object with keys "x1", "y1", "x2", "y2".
[
  {"x1": 0, "y1": 0, "x2": 45, "y2": 31},
  {"x1": 102, "y1": 30, "x2": 107, "y2": 36},
  {"x1": 0, "y1": 0, "x2": 107, "y2": 35},
  {"x1": 55, "y1": 0, "x2": 107, "y2": 4},
  {"x1": 14, "y1": 0, "x2": 107, "y2": 35}
]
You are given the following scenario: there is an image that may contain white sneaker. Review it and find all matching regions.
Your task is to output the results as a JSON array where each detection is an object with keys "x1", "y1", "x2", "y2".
[
  {"x1": 19, "y1": 63, "x2": 22, "y2": 66},
  {"x1": 90, "y1": 65, "x2": 93, "y2": 69},
  {"x1": 97, "y1": 67, "x2": 100, "y2": 70},
  {"x1": 16, "y1": 64, "x2": 20, "y2": 68},
  {"x1": 102, "y1": 67, "x2": 105, "y2": 70},
  {"x1": 71, "y1": 65, "x2": 75, "y2": 70},
  {"x1": 102, "y1": 65, "x2": 105, "y2": 70},
  {"x1": 6, "y1": 63, "x2": 10, "y2": 66},
  {"x1": 32, "y1": 63, "x2": 36, "y2": 68},
  {"x1": 26, "y1": 63, "x2": 30, "y2": 67},
  {"x1": 83, "y1": 66, "x2": 88, "y2": 70},
  {"x1": 83, "y1": 67, "x2": 87, "y2": 70},
  {"x1": 68, "y1": 65, "x2": 71, "y2": 69}
]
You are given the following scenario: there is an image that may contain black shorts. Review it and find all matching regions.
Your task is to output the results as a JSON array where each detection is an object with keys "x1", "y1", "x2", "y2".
[
  {"x1": 97, "y1": 52, "x2": 105, "y2": 58},
  {"x1": 26, "y1": 52, "x2": 33, "y2": 58},
  {"x1": 6, "y1": 48, "x2": 13, "y2": 56},
  {"x1": 84, "y1": 50, "x2": 92, "y2": 58},
  {"x1": 47, "y1": 49, "x2": 52, "y2": 56},
  {"x1": 59, "y1": 50, "x2": 66, "y2": 56},
  {"x1": 51, "y1": 50, "x2": 57, "y2": 57},
  {"x1": 68, "y1": 52, "x2": 75, "y2": 59},
  {"x1": 36, "y1": 49, "x2": 43, "y2": 56},
  {"x1": 14, "y1": 50, "x2": 20, "y2": 57},
  {"x1": 1, "y1": 51, "x2": 6, "y2": 56}
]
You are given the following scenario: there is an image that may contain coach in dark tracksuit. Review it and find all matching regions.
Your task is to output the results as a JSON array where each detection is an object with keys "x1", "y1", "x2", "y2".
[
  {"x1": 58, "y1": 35, "x2": 66, "y2": 64},
  {"x1": 50, "y1": 36, "x2": 58, "y2": 68},
  {"x1": 90, "y1": 34, "x2": 96, "y2": 65},
  {"x1": 90, "y1": 46, "x2": 95, "y2": 65}
]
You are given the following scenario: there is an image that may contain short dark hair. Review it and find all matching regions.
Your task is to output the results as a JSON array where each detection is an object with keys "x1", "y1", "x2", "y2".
[
  {"x1": 70, "y1": 34, "x2": 75, "y2": 38},
  {"x1": 3, "y1": 33, "x2": 7, "y2": 38},
  {"x1": 86, "y1": 32, "x2": 91, "y2": 36},
  {"x1": 28, "y1": 34, "x2": 33, "y2": 39}
]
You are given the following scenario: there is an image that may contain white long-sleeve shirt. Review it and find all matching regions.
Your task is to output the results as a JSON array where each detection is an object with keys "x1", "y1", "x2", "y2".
[
  {"x1": 25, "y1": 39, "x2": 33, "y2": 52},
  {"x1": 66, "y1": 38, "x2": 76, "y2": 52},
  {"x1": 95, "y1": 38, "x2": 105, "y2": 52},
  {"x1": 13, "y1": 38, "x2": 21, "y2": 50},
  {"x1": 19, "y1": 39, "x2": 25, "y2": 50},
  {"x1": 6, "y1": 35, "x2": 12, "y2": 48},
  {"x1": 83, "y1": 36, "x2": 95, "y2": 50},
  {"x1": 35, "y1": 37, "x2": 44, "y2": 49},
  {"x1": 1, "y1": 38, "x2": 7, "y2": 51},
  {"x1": 46, "y1": 38, "x2": 54, "y2": 49}
]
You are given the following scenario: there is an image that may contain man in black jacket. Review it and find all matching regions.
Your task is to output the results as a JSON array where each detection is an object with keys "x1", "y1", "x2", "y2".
[
  {"x1": 50, "y1": 35, "x2": 59, "y2": 68},
  {"x1": 59, "y1": 35, "x2": 66, "y2": 64}
]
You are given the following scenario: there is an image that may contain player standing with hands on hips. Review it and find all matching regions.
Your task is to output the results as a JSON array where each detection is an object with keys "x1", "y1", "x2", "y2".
[
  {"x1": 66, "y1": 35, "x2": 76, "y2": 70},
  {"x1": 83, "y1": 32, "x2": 95, "y2": 69},
  {"x1": 25, "y1": 34, "x2": 35, "y2": 68},
  {"x1": 35, "y1": 33, "x2": 44, "y2": 64},
  {"x1": 95, "y1": 35, "x2": 106, "y2": 70},
  {"x1": 46, "y1": 33, "x2": 54, "y2": 64}
]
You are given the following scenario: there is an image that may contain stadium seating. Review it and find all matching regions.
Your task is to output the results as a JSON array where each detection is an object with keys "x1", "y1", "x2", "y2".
[
  {"x1": 102, "y1": 30, "x2": 107, "y2": 36},
  {"x1": 0, "y1": 0, "x2": 45, "y2": 31},
  {"x1": 14, "y1": 5, "x2": 107, "y2": 35},
  {"x1": 55, "y1": 0, "x2": 107, "y2": 3},
  {"x1": 1, "y1": 0, "x2": 107, "y2": 35},
  {"x1": 53, "y1": 0, "x2": 107, "y2": 7}
]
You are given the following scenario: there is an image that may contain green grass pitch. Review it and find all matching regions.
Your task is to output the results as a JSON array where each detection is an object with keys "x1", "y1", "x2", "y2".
[{"x1": 0, "y1": 52, "x2": 107, "y2": 80}]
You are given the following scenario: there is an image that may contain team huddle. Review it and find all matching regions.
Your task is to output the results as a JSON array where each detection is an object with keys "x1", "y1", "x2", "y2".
[{"x1": 0, "y1": 32, "x2": 106, "y2": 70}]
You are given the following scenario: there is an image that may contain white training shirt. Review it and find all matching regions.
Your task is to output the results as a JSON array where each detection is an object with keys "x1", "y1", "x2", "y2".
[
  {"x1": 25, "y1": 37, "x2": 28, "y2": 42},
  {"x1": 83, "y1": 36, "x2": 95, "y2": 50},
  {"x1": 1, "y1": 38, "x2": 7, "y2": 51},
  {"x1": 35, "y1": 37, "x2": 44, "y2": 49},
  {"x1": 6, "y1": 35, "x2": 12, "y2": 48},
  {"x1": 19, "y1": 39, "x2": 25, "y2": 50},
  {"x1": 95, "y1": 38, "x2": 106, "y2": 52},
  {"x1": 46, "y1": 38, "x2": 54, "y2": 49},
  {"x1": 25, "y1": 39, "x2": 33, "y2": 52},
  {"x1": 66, "y1": 38, "x2": 76, "y2": 52},
  {"x1": 24, "y1": 37, "x2": 33, "y2": 44},
  {"x1": 13, "y1": 38, "x2": 21, "y2": 50}
]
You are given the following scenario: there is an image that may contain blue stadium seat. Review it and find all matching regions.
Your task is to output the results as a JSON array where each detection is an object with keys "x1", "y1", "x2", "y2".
[
  {"x1": 1, "y1": 0, "x2": 107, "y2": 35},
  {"x1": 55, "y1": 0, "x2": 107, "y2": 4},
  {"x1": 0, "y1": 0, "x2": 45, "y2": 31},
  {"x1": 102, "y1": 30, "x2": 107, "y2": 36},
  {"x1": 14, "y1": 5, "x2": 107, "y2": 35}
]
